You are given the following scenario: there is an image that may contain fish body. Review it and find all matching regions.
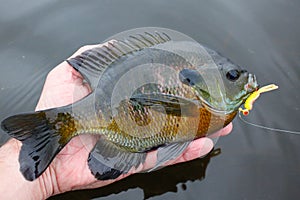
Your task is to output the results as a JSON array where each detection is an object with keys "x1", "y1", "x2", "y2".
[{"x1": 1, "y1": 28, "x2": 258, "y2": 181}]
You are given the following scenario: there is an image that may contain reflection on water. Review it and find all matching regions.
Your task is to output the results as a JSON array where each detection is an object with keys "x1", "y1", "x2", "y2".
[
  {"x1": 50, "y1": 149, "x2": 221, "y2": 200},
  {"x1": 0, "y1": 0, "x2": 300, "y2": 199}
]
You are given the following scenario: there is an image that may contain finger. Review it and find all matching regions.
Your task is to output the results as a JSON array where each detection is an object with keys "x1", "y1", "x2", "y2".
[
  {"x1": 208, "y1": 123, "x2": 233, "y2": 138},
  {"x1": 164, "y1": 137, "x2": 213, "y2": 166},
  {"x1": 140, "y1": 137, "x2": 213, "y2": 172}
]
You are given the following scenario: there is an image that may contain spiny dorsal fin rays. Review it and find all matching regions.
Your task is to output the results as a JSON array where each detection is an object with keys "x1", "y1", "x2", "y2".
[
  {"x1": 100, "y1": 46, "x2": 119, "y2": 60},
  {"x1": 129, "y1": 35, "x2": 149, "y2": 46},
  {"x1": 103, "y1": 45, "x2": 119, "y2": 58},
  {"x1": 126, "y1": 38, "x2": 144, "y2": 49},
  {"x1": 135, "y1": 34, "x2": 156, "y2": 46},
  {"x1": 145, "y1": 32, "x2": 161, "y2": 44},
  {"x1": 155, "y1": 31, "x2": 171, "y2": 43},
  {"x1": 107, "y1": 41, "x2": 127, "y2": 56},
  {"x1": 66, "y1": 31, "x2": 172, "y2": 90}
]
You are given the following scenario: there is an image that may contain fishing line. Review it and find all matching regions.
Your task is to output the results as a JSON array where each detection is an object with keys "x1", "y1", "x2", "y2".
[
  {"x1": 237, "y1": 84, "x2": 300, "y2": 135},
  {"x1": 238, "y1": 112, "x2": 300, "y2": 135}
]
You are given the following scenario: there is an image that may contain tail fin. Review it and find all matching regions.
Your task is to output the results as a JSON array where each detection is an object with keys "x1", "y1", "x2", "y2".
[{"x1": 1, "y1": 109, "x2": 72, "y2": 181}]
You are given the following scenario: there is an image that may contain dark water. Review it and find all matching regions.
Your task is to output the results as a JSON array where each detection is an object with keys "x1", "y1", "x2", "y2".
[{"x1": 1, "y1": 0, "x2": 299, "y2": 199}]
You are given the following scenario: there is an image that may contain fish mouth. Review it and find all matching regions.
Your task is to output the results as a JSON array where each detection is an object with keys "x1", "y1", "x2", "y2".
[
  {"x1": 244, "y1": 73, "x2": 259, "y2": 93},
  {"x1": 236, "y1": 73, "x2": 259, "y2": 105}
]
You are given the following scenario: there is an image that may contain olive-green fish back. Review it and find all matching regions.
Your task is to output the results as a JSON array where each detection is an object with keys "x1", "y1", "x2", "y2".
[{"x1": 67, "y1": 31, "x2": 172, "y2": 90}]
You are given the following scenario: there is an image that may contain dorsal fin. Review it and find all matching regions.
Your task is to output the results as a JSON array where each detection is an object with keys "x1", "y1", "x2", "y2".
[{"x1": 66, "y1": 31, "x2": 172, "y2": 90}]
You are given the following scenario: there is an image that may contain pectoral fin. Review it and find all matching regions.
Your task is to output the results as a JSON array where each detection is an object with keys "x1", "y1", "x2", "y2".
[
  {"x1": 129, "y1": 93, "x2": 199, "y2": 117},
  {"x1": 88, "y1": 138, "x2": 147, "y2": 180}
]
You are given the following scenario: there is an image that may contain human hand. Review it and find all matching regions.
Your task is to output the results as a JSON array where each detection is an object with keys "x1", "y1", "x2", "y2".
[{"x1": 0, "y1": 42, "x2": 232, "y2": 199}]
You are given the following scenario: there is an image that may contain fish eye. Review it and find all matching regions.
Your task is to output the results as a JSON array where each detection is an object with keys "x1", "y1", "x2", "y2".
[{"x1": 226, "y1": 69, "x2": 240, "y2": 81}]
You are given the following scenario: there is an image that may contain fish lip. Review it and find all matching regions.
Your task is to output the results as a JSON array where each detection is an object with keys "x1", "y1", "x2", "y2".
[{"x1": 244, "y1": 73, "x2": 259, "y2": 93}]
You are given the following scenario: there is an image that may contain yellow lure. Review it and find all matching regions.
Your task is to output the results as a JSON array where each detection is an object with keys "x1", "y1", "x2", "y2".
[{"x1": 239, "y1": 84, "x2": 278, "y2": 116}]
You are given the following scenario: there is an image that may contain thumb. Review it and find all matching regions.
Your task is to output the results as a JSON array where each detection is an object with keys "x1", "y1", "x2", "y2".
[{"x1": 36, "y1": 62, "x2": 91, "y2": 111}]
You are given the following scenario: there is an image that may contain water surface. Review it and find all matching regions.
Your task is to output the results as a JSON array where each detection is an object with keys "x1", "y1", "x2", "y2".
[{"x1": 0, "y1": 0, "x2": 299, "y2": 199}]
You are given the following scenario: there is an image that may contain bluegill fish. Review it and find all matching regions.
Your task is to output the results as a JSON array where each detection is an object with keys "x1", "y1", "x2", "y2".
[{"x1": 1, "y1": 28, "x2": 258, "y2": 181}]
